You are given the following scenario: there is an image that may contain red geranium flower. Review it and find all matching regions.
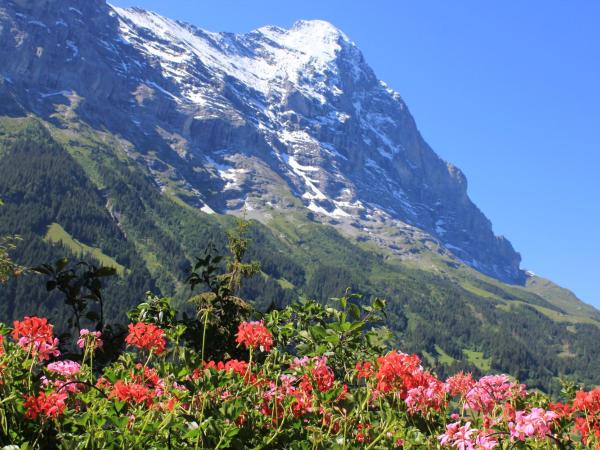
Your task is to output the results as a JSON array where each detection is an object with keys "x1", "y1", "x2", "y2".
[
  {"x1": 125, "y1": 322, "x2": 166, "y2": 354},
  {"x1": 548, "y1": 401, "x2": 574, "y2": 418},
  {"x1": 375, "y1": 351, "x2": 424, "y2": 398},
  {"x1": 23, "y1": 390, "x2": 68, "y2": 420},
  {"x1": 355, "y1": 361, "x2": 375, "y2": 380},
  {"x1": 574, "y1": 388, "x2": 600, "y2": 415},
  {"x1": 445, "y1": 372, "x2": 475, "y2": 397},
  {"x1": 235, "y1": 321, "x2": 273, "y2": 352},
  {"x1": 110, "y1": 380, "x2": 154, "y2": 407},
  {"x1": 311, "y1": 357, "x2": 335, "y2": 393},
  {"x1": 12, "y1": 316, "x2": 60, "y2": 361},
  {"x1": 572, "y1": 388, "x2": 600, "y2": 447}
]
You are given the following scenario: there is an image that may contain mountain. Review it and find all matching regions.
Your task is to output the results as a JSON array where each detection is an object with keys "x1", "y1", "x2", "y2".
[
  {"x1": 0, "y1": 0, "x2": 522, "y2": 283},
  {"x1": 1, "y1": 0, "x2": 599, "y2": 393}
]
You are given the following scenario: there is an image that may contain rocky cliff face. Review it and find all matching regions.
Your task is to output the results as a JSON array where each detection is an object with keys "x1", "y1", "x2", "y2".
[{"x1": 0, "y1": 0, "x2": 525, "y2": 283}]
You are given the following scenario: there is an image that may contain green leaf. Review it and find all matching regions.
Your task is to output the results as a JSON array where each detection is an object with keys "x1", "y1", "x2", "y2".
[{"x1": 348, "y1": 303, "x2": 361, "y2": 321}]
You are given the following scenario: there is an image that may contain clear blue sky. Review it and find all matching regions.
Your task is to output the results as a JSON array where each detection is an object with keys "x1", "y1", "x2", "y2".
[{"x1": 110, "y1": 0, "x2": 600, "y2": 307}]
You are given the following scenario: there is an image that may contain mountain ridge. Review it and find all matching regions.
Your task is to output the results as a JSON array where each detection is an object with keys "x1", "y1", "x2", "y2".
[{"x1": 1, "y1": 0, "x2": 523, "y2": 283}]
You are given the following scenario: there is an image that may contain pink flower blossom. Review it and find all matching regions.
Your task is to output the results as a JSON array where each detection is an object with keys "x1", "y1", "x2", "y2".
[
  {"x1": 465, "y1": 375, "x2": 525, "y2": 414},
  {"x1": 77, "y1": 329, "x2": 103, "y2": 350},
  {"x1": 439, "y1": 422, "x2": 499, "y2": 450},
  {"x1": 475, "y1": 434, "x2": 498, "y2": 449},
  {"x1": 439, "y1": 421, "x2": 476, "y2": 449},
  {"x1": 509, "y1": 408, "x2": 558, "y2": 441},
  {"x1": 291, "y1": 356, "x2": 311, "y2": 369},
  {"x1": 405, "y1": 373, "x2": 447, "y2": 414},
  {"x1": 47, "y1": 360, "x2": 81, "y2": 377}
]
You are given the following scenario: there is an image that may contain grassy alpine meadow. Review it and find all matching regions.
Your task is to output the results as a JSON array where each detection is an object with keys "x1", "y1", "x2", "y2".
[{"x1": 0, "y1": 221, "x2": 598, "y2": 449}]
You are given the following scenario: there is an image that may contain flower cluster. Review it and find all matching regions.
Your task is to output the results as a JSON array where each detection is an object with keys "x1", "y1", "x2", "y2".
[
  {"x1": 12, "y1": 316, "x2": 60, "y2": 361},
  {"x1": 202, "y1": 359, "x2": 249, "y2": 378},
  {"x1": 24, "y1": 390, "x2": 68, "y2": 420},
  {"x1": 405, "y1": 373, "x2": 447, "y2": 414},
  {"x1": 77, "y1": 329, "x2": 103, "y2": 350},
  {"x1": 1, "y1": 312, "x2": 599, "y2": 449},
  {"x1": 374, "y1": 351, "x2": 424, "y2": 398},
  {"x1": 235, "y1": 320, "x2": 273, "y2": 352},
  {"x1": 445, "y1": 371, "x2": 475, "y2": 397},
  {"x1": 572, "y1": 387, "x2": 600, "y2": 447},
  {"x1": 125, "y1": 322, "x2": 166, "y2": 354},
  {"x1": 508, "y1": 408, "x2": 558, "y2": 441},
  {"x1": 42, "y1": 360, "x2": 83, "y2": 393},
  {"x1": 47, "y1": 360, "x2": 82, "y2": 378},
  {"x1": 439, "y1": 422, "x2": 498, "y2": 450},
  {"x1": 465, "y1": 374, "x2": 526, "y2": 414}
]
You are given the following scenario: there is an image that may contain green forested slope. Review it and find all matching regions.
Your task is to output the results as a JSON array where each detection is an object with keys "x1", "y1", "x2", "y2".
[{"x1": 1, "y1": 117, "x2": 599, "y2": 394}]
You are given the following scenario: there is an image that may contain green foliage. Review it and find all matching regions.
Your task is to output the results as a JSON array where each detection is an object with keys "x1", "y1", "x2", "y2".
[
  {"x1": 265, "y1": 291, "x2": 391, "y2": 376},
  {"x1": 32, "y1": 258, "x2": 117, "y2": 334},
  {"x1": 0, "y1": 198, "x2": 23, "y2": 284},
  {"x1": 0, "y1": 120, "x2": 155, "y2": 329},
  {"x1": 185, "y1": 220, "x2": 259, "y2": 360},
  {"x1": 128, "y1": 292, "x2": 178, "y2": 328},
  {"x1": 0, "y1": 234, "x2": 21, "y2": 284}
]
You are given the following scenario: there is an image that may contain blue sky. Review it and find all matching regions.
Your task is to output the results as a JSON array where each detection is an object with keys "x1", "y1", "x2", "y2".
[{"x1": 111, "y1": 0, "x2": 600, "y2": 307}]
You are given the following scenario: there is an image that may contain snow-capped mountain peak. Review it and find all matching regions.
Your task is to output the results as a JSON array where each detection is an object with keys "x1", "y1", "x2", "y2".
[
  {"x1": 113, "y1": 8, "x2": 362, "y2": 105},
  {"x1": 258, "y1": 19, "x2": 353, "y2": 55},
  {"x1": 0, "y1": 0, "x2": 524, "y2": 284}
]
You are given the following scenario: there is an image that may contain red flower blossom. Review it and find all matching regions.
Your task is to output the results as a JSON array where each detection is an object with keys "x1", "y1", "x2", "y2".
[
  {"x1": 445, "y1": 372, "x2": 475, "y2": 397},
  {"x1": 572, "y1": 388, "x2": 600, "y2": 448},
  {"x1": 575, "y1": 416, "x2": 600, "y2": 448},
  {"x1": 548, "y1": 401, "x2": 574, "y2": 418},
  {"x1": 203, "y1": 359, "x2": 250, "y2": 377},
  {"x1": 194, "y1": 359, "x2": 256, "y2": 383},
  {"x1": 129, "y1": 364, "x2": 166, "y2": 397},
  {"x1": 356, "y1": 422, "x2": 372, "y2": 443},
  {"x1": 24, "y1": 390, "x2": 68, "y2": 420},
  {"x1": 337, "y1": 383, "x2": 348, "y2": 401},
  {"x1": 110, "y1": 380, "x2": 154, "y2": 407},
  {"x1": 125, "y1": 322, "x2": 166, "y2": 354},
  {"x1": 573, "y1": 388, "x2": 600, "y2": 415},
  {"x1": 311, "y1": 357, "x2": 335, "y2": 393},
  {"x1": 235, "y1": 320, "x2": 273, "y2": 352},
  {"x1": 355, "y1": 361, "x2": 375, "y2": 380},
  {"x1": 375, "y1": 351, "x2": 424, "y2": 398},
  {"x1": 12, "y1": 316, "x2": 60, "y2": 361}
]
